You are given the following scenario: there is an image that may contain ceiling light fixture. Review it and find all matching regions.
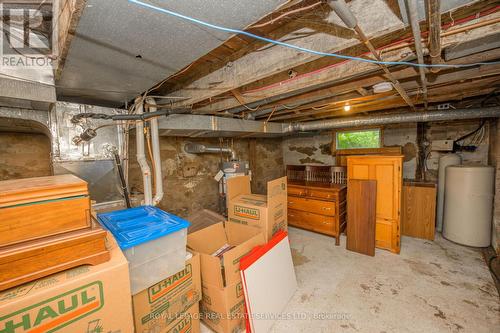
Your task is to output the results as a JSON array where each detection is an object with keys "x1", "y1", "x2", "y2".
[{"x1": 344, "y1": 104, "x2": 351, "y2": 112}]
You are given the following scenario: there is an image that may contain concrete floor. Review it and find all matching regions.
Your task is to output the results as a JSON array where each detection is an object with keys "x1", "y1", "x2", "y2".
[{"x1": 202, "y1": 227, "x2": 499, "y2": 333}]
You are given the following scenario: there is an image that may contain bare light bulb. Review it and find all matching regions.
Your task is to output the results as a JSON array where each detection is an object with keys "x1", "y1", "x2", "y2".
[{"x1": 344, "y1": 104, "x2": 351, "y2": 112}]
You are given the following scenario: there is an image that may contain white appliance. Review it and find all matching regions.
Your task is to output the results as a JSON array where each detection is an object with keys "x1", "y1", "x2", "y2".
[
  {"x1": 443, "y1": 165, "x2": 494, "y2": 247},
  {"x1": 436, "y1": 154, "x2": 462, "y2": 232}
]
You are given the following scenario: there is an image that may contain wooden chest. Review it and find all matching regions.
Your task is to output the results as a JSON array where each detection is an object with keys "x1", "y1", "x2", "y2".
[
  {"x1": 0, "y1": 174, "x2": 91, "y2": 246},
  {"x1": 287, "y1": 181, "x2": 347, "y2": 245},
  {"x1": 346, "y1": 155, "x2": 403, "y2": 254},
  {"x1": 0, "y1": 225, "x2": 110, "y2": 291}
]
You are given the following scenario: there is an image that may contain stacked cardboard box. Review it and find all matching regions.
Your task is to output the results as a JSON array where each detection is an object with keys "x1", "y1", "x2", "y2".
[
  {"x1": 188, "y1": 222, "x2": 265, "y2": 333},
  {"x1": 0, "y1": 232, "x2": 134, "y2": 333},
  {"x1": 132, "y1": 251, "x2": 202, "y2": 333},
  {"x1": 227, "y1": 176, "x2": 288, "y2": 241}
]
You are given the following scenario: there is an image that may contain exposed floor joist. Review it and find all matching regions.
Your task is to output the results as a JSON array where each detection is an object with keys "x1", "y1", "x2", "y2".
[{"x1": 185, "y1": 2, "x2": 499, "y2": 119}]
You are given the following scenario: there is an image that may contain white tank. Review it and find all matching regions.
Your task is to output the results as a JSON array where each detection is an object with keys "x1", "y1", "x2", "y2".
[
  {"x1": 442, "y1": 165, "x2": 494, "y2": 247},
  {"x1": 436, "y1": 154, "x2": 462, "y2": 232}
]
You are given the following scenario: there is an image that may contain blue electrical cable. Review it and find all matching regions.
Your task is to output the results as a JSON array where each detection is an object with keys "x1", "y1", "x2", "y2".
[{"x1": 128, "y1": 0, "x2": 500, "y2": 69}]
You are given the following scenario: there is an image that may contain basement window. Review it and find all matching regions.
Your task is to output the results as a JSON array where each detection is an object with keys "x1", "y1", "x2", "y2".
[{"x1": 335, "y1": 129, "x2": 381, "y2": 150}]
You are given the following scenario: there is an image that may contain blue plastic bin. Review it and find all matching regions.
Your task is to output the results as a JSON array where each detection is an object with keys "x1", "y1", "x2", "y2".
[{"x1": 98, "y1": 206, "x2": 190, "y2": 294}]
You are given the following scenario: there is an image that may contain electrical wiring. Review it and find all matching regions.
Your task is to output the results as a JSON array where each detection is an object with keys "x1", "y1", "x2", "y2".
[
  {"x1": 128, "y1": 0, "x2": 500, "y2": 70},
  {"x1": 243, "y1": 7, "x2": 500, "y2": 95}
]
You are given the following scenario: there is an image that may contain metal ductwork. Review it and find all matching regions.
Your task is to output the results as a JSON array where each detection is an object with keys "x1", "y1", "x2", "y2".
[
  {"x1": 327, "y1": 0, "x2": 357, "y2": 28},
  {"x1": 157, "y1": 108, "x2": 500, "y2": 137},
  {"x1": 135, "y1": 98, "x2": 153, "y2": 205},
  {"x1": 285, "y1": 107, "x2": 500, "y2": 132},
  {"x1": 145, "y1": 98, "x2": 164, "y2": 206},
  {"x1": 184, "y1": 142, "x2": 237, "y2": 160}
]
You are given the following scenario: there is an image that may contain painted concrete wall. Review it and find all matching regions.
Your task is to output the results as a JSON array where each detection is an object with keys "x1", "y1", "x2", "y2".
[
  {"x1": 281, "y1": 121, "x2": 490, "y2": 181},
  {"x1": 489, "y1": 119, "x2": 499, "y2": 253},
  {"x1": 0, "y1": 132, "x2": 52, "y2": 180},
  {"x1": 128, "y1": 136, "x2": 284, "y2": 217},
  {"x1": 282, "y1": 133, "x2": 334, "y2": 166},
  {"x1": 384, "y1": 124, "x2": 418, "y2": 179},
  {"x1": 424, "y1": 121, "x2": 490, "y2": 181}
]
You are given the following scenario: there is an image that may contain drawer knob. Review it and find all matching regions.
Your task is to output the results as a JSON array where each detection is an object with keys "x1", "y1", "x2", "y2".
[{"x1": 322, "y1": 207, "x2": 331, "y2": 210}]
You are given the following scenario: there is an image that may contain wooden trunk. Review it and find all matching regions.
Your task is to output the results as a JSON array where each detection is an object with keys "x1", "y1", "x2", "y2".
[
  {"x1": 347, "y1": 180, "x2": 377, "y2": 256},
  {"x1": 0, "y1": 174, "x2": 91, "y2": 246},
  {"x1": 346, "y1": 155, "x2": 403, "y2": 254},
  {"x1": 401, "y1": 182, "x2": 437, "y2": 240},
  {"x1": 287, "y1": 181, "x2": 347, "y2": 245},
  {"x1": 0, "y1": 227, "x2": 110, "y2": 291}
]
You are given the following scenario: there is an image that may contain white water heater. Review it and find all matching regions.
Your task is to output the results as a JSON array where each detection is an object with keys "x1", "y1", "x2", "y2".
[
  {"x1": 443, "y1": 165, "x2": 494, "y2": 247},
  {"x1": 436, "y1": 154, "x2": 462, "y2": 232}
]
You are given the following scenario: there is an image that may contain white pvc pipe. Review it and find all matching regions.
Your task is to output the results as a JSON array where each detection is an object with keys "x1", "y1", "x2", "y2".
[
  {"x1": 146, "y1": 97, "x2": 164, "y2": 206},
  {"x1": 135, "y1": 97, "x2": 153, "y2": 205}
]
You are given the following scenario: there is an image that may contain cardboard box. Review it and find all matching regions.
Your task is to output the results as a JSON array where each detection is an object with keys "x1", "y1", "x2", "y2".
[
  {"x1": 132, "y1": 252, "x2": 202, "y2": 333},
  {"x1": 200, "y1": 282, "x2": 245, "y2": 333},
  {"x1": 188, "y1": 222, "x2": 265, "y2": 333},
  {"x1": 187, "y1": 222, "x2": 265, "y2": 288},
  {"x1": 134, "y1": 301, "x2": 200, "y2": 333},
  {"x1": 0, "y1": 232, "x2": 134, "y2": 333},
  {"x1": 227, "y1": 176, "x2": 288, "y2": 241}
]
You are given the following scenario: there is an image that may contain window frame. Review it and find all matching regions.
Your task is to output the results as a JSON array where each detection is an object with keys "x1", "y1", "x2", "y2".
[{"x1": 334, "y1": 128, "x2": 383, "y2": 151}]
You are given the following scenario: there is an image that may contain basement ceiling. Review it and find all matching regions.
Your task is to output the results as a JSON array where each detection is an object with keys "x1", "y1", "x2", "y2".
[{"x1": 56, "y1": 0, "x2": 287, "y2": 107}]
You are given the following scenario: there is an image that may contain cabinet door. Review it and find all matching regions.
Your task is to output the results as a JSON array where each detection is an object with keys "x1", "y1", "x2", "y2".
[{"x1": 347, "y1": 156, "x2": 402, "y2": 253}]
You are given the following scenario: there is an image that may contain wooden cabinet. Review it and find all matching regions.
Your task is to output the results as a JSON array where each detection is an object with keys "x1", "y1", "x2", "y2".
[
  {"x1": 346, "y1": 155, "x2": 403, "y2": 254},
  {"x1": 401, "y1": 182, "x2": 436, "y2": 240},
  {"x1": 287, "y1": 181, "x2": 347, "y2": 245}
]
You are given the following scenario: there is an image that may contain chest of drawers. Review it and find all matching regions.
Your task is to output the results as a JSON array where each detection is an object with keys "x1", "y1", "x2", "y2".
[{"x1": 287, "y1": 181, "x2": 347, "y2": 245}]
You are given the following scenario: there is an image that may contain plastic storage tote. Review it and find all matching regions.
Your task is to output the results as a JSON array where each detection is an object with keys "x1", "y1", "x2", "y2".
[{"x1": 97, "y1": 206, "x2": 190, "y2": 294}]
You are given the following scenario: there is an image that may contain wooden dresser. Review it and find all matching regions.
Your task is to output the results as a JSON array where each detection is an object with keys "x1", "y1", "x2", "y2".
[{"x1": 287, "y1": 181, "x2": 347, "y2": 245}]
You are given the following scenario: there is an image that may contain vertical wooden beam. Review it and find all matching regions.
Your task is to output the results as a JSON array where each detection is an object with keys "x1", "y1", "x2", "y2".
[
  {"x1": 248, "y1": 138, "x2": 257, "y2": 192},
  {"x1": 426, "y1": 0, "x2": 443, "y2": 73},
  {"x1": 416, "y1": 122, "x2": 428, "y2": 181}
]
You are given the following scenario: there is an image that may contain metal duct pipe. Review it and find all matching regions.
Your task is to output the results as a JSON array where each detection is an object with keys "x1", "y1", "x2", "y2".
[
  {"x1": 135, "y1": 98, "x2": 153, "y2": 205},
  {"x1": 327, "y1": 0, "x2": 357, "y2": 28},
  {"x1": 146, "y1": 97, "x2": 164, "y2": 206},
  {"x1": 407, "y1": 0, "x2": 429, "y2": 109},
  {"x1": 184, "y1": 142, "x2": 237, "y2": 160},
  {"x1": 284, "y1": 107, "x2": 500, "y2": 132}
]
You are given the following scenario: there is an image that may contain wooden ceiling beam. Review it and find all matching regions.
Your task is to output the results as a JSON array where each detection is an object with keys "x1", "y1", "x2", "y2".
[
  {"x1": 192, "y1": 5, "x2": 500, "y2": 115},
  {"x1": 289, "y1": 77, "x2": 500, "y2": 121},
  {"x1": 238, "y1": 49, "x2": 500, "y2": 120},
  {"x1": 167, "y1": 1, "x2": 406, "y2": 107},
  {"x1": 155, "y1": 0, "x2": 323, "y2": 94}
]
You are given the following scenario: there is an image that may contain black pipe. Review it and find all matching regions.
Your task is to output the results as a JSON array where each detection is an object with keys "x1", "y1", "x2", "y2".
[
  {"x1": 71, "y1": 108, "x2": 191, "y2": 123},
  {"x1": 113, "y1": 151, "x2": 131, "y2": 208}
]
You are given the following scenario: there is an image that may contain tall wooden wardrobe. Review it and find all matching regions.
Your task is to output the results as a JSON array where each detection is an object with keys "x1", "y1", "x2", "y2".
[{"x1": 346, "y1": 155, "x2": 403, "y2": 254}]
